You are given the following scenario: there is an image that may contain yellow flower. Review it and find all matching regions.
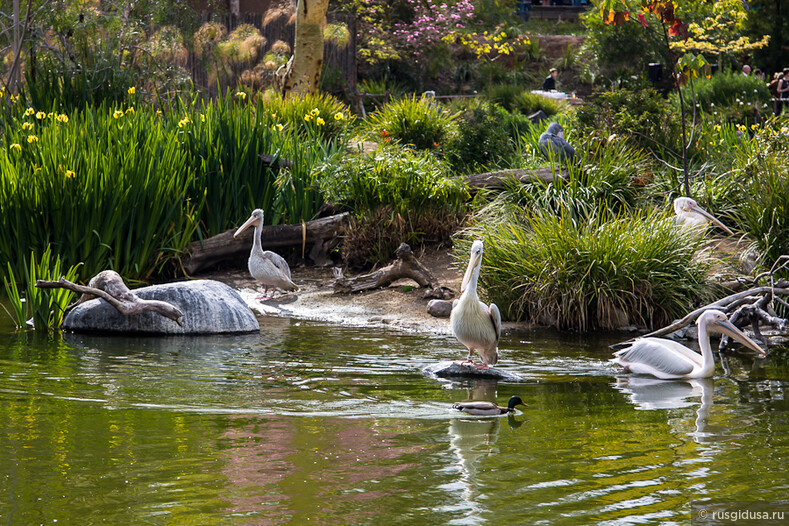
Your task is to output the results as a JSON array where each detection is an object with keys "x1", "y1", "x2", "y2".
[
  {"x1": 22, "y1": 122, "x2": 33, "y2": 131},
  {"x1": 714, "y1": 124, "x2": 721, "y2": 131},
  {"x1": 47, "y1": 112, "x2": 54, "y2": 119},
  {"x1": 334, "y1": 112, "x2": 345, "y2": 121},
  {"x1": 200, "y1": 113, "x2": 205, "y2": 122},
  {"x1": 316, "y1": 117, "x2": 325, "y2": 126},
  {"x1": 304, "y1": 114, "x2": 312, "y2": 122},
  {"x1": 737, "y1": 124, "x2": 747, "y2": 131},
  {"x1": 113, "y1": 110, "x2": 123, "y2": 119},
  {"x1": 128, "y1": 87, "x2": 136, "y2": 95},
  {"x1": 178, "y1": 117, "x2": 190, "y2": 128},
  {"x1": 0, "y1": 90, "x2": 4, "y2": 98},
  {"x1": 65, "y1": 170, "x2": 75, "y2": 178},
  {"x1": 24, "y1": 108, "x2": 34, "y2": 117},
  {"x1": 10, "y1": 143, "x2": 21, "y2": 152},
  {"x1": 36, "y1": 111, "x2": 46, "y2": 120},
  {"x1": 235, "y1": 91, "x2": 247, "y2": 100},
  {"x1": 310, "y1": 108, "x2": 320, "y2": 116},
  {"x1": 275, "y1": 123, "x2": 284, "y2": 132},
  {"x1": 57, "y1": 114, "x2": 69, "y2": 123},
  {"x1": 10, "y1": 94, "x2": 18, "y2": 102},
  {"x1": 125, "y1": 107, "x2": 135, "y2": 115},
  {"x1": 27, "y1": 135, "x2": 38, "y2": 144},
  {"x1": 751, "y1": 123, "x2": 759, "y2": 130}
]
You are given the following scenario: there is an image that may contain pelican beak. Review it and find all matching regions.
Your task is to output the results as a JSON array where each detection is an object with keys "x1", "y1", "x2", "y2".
[
  {"x1": 460, "y1": 250, "x2": 481, "y2": 294},
  {"x1": 716, "y1": 320, "x2": 767, "y2": 356},
  {"x1": 690, "y1": 202, "x2": 734, "y2": 235},
  {"x1": 234, "y1": 215, "x2": 258, "y2": 238}
]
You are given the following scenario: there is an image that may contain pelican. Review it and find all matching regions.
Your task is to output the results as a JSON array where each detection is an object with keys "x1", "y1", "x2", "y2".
[
  {"x1": 453, "y1": 395, "x2": 524, "y2": 416},
  {"x1": 234, "y1": 209, "x2": 298, "y2": 299},
  {"x1": 538, "y1": 122, "x2": 576, "y2": 163},
  {"x1": 450, "y1": 240, "x2": 501, "y2": 369},
  {"x1": 611, "y1": 309, "x2": 766, "y2": 379},
  {"x1": 673, "y1": 197, "x2": 733, "y2": 236}
]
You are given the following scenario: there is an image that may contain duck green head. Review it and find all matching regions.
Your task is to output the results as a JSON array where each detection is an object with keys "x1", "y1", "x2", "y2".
[{"x1": 507, "y1": 396, "x2": 525, "y2": 409}]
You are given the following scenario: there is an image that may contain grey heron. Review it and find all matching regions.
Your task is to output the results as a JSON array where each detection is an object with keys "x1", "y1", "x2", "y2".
[{"x1": 538, "y1": 122, "x2": 575, "y2": 163}]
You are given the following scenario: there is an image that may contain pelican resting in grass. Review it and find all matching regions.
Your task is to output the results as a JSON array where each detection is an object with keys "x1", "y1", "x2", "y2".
[
  {"x1": 611, "y1": 309, "x2": 766, "y2": 379},
  {"x1": 673, "y1": 197, "x2": 733, "y2": 237},
  {"x1": 453, "y1": 396, "x2": 525, "y2": 416},
  {"x1": 450, "y1": 240, "x2": 501, "y2": 369},
  {"x1": 234, "y1": 209, "x2": 298, "y2": 299},
  {"x1": 538, "y1": 122, "x2": 575, "y2": 163}
]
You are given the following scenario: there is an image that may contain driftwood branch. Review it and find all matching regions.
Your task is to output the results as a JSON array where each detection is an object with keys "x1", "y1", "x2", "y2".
[
  {"x1": 36, "y1": 270, "x2": 183, "y2": 325},
  {"x1": 466, "y1": 167, "x2": 567, "y2": 189},
  {"x1": 333, "y1": 243, "x2": 451, "y2": 297},
  {"x1": 182, "y1": 212, "x2": 349, "y2": 274}
]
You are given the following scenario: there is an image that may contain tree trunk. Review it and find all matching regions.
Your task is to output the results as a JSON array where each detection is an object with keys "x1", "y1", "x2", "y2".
[{"x1": 282, "y1": 0, "x2": 329, "y2": 96}]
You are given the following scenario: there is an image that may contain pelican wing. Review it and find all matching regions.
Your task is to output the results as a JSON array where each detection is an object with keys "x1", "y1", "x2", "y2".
[
  {"x1": 486, "y1": 302, "x2": 501, "y2": 342},
  {"x1": 613, "y1": 338, "x2": 698, "y2": 377},
  {"x1": 264, "y1": 251, "x2": 293, "y2": 280}
]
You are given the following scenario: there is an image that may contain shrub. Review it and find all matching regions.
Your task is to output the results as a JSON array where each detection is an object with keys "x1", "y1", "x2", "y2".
[
  {"x1": 315, "y1": 145, "x2": 469, "y2": 266},
  {"x1": 485, "y1": 85, "x2": 568, "y2": 116},
  {"x1": 457, "y1": 204, "x2": 716, "y2": 330},
  {"x1": 363, "y1": 95, "x2": 458, "y2": 151},
  {"x1": 256, "y1": 91, "x2": 355, "y2": 142}
]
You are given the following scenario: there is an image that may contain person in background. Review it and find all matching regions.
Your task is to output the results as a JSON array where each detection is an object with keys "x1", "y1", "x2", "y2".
[
  {"x1": 778, "y1": 69, "x2": 789, "y2": 115},
  {"x1": 542, "y1": 68, "x2": 558, "y2": 91},
  {"x1": 742, "y1": 64, "x2": 751, "y2": 76}
]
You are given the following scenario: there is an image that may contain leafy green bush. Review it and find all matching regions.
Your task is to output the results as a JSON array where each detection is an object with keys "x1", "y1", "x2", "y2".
[
  {"x1": 484, "y1": 85, "x2": 568, "y2": 116},
  {"x1": 679, "y1": 72, "x2": 771, "y2": 112},
  {"x1": 257, "y1": 91, "x2": 355, "y2": 142},
  {"x1": 457, "y1": 204, "x2": 715, "y2": 330},
  {"x1": 363, "y1": 95, "x2": 458, "y2": 151},
  {"x1": 575, "y1": 88, "x2": 682, "y2": 155},
  {"x1": 316, "y1": 145, "x2": 469, "y2": 266}
]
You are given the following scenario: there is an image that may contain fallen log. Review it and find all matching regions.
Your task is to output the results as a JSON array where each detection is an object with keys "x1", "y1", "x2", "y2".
[
  {"x1": 334, "y1": 243, "x2": 452, "y2": 297},
  {"x1": 467, "y1": 167, "x2": 567, "y2": 189},
  {"x1": 182, "y1": 212, "x2": 349, "y2": 274},
  {"x1": 36, "y1": 270, "x2": 183, "y2": 325}
]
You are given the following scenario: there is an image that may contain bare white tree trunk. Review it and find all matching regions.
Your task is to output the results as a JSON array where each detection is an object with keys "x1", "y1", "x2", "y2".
[
  {"x1": 230, "y1": 0, "x2": 240, "y2": 16},
  {"x1": 10, "y1": 0, "x2": 21, "y2": 93},
  {"x1": 282, "y1": 0, "x2": 329, "y2": 96}
]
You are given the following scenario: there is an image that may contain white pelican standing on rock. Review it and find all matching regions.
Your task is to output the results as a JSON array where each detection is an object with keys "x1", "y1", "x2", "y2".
[
  {"x1": 234, "y1": 209, "x2": 298, "y2": 299},
  {"x1": 451, "y1": 240, "x2": 501, "y2": 369},
  {"x1": 611, "y1": 309, "x2": 766, "y2": 379},
  {"x1": 673, "y1": 197, "x2": 733, "y2": 236}
]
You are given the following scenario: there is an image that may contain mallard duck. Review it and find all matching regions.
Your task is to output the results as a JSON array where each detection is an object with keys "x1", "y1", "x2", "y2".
[
  {"x1": 234, "y1": 209, "x2": 298, "y2": 299},
  {"x1": 453, "y1": 395, "x2": 525, "y2": 416},
  {"x1": 450, "y1": 240, "x2": 501, "y2": 369},
  {"x1": 612, "y1": 309, "x2": 765, "y2": 379}
]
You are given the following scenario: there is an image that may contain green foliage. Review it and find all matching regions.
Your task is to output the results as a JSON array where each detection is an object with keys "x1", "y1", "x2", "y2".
[
  {"x1": 3, "y1": 246, "x2": 81, "y2": 331},
  {"x1": 575, "y1": 88, "x2": 682, "y2": 155},
  {"x1": 675, "y1": 72, "x2": 771, "y2": 125},
  {"x1": 457, "y1": 204, "x2": 715, "y2": 330},
  {"x1": 258, "y1": 91, "x2": 355, "y2": 142},
  {"x1": 443, "y1": 99, "x2": 533, "y2": 174},
  {"x1": 485, "y1": 85, "x2": 568, "y2": 116},
  {"x1": 363, "y1": 95, "x2": 459, "y2": 151},
  {"x1": 316, "y1": 144, "x2": 469, "y2": 267}
]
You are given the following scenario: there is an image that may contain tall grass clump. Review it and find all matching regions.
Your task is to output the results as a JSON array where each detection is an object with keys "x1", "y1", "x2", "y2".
[
  {"x1": 677, "y1": 72, "x2": 771, "y2": 115},
  {"x1": 316, "y1": 144, "x2": 469, "y2": 266},
  {"x1": 457, "y1": 203, "x2": 715, "y2": 330},
  {"x1": 484, "y1": 85, "x2": 569, "y2": 116},
  {"x1": 256, "y1": 90, "x2": 355, "y2": 141},
  {"x1": 3, "y1": 246, "x2": 82, "y2": 331},
  {"x1": 363, "y1": 95, "x2": 458, "y2": 151}
]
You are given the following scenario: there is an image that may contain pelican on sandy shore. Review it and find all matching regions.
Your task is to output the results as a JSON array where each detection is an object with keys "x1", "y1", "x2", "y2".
[
  {"x1": 673, "y1": 197, "x2": 733, "y2": 236},
  {"x1": 538, "y1": 122, "x2": 576, "y2": 163},
  {"x1": 453, "y1": 395, "x2": 525, "y2": 416},
  {"x1": 450, "y1": 240, "x2": 501, "y2": 369},
  {"x1": 611, "y1": 309, "x2": 765, "y2": 379},
  {"x1": 234, "y1": 209, "x2": 298, "y2": 299}
]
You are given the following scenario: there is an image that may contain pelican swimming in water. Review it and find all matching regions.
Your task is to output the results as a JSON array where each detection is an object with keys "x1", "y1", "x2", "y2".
[
  {"x1": 234, "y1": 209, "x2": 298, "y2": 299},
  {"x1": 611, "y1": 309, "x2": 765, "y2": 379},
  {"x1": 673, "y1": 197, "x2": 733, "y2": 236},
  {"x1": 450, "y1": 240, "x2": 501, "y2": 369},
  {"x1": 453, "y1": 395, "x2": 525, "y2": 416},
  {"x1": 538, "y1": 122, "x2": 576, "y2": 163}
]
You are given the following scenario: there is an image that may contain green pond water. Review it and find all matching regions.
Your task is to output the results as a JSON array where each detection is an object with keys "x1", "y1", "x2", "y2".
[{"x1": 1, "y1": 312, "x2": 789, "y2": 525}]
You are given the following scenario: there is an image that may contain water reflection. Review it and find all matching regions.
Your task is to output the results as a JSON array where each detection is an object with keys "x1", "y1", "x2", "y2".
[{"x1": 615, "y1": 376, "x2": 713, "y2": 441}]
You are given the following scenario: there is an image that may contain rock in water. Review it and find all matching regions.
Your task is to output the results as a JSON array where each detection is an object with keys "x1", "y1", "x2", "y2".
[
  {"x1": 62, "y1": 280, "x2": 259, "y2": 335},
  {"x1": 427, "y1": 299, "x2": 453, "y2": 318},
  {"x1": 423, "y1": 361, "x2": 522, "y2": 381}
]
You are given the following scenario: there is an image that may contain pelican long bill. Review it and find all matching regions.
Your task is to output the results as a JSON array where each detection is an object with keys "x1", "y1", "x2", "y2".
[
  {"x1": 715, "y1": 319, "x2": 766, "y2": 356},
  {"x1": 690, "y1": 202, "x2": 734, "y2": 235},
  {"x1": 234, "y1": 215, "x2": 259, "y2": 238}
]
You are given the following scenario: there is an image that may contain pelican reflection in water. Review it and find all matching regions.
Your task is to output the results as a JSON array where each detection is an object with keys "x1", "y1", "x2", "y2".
[
  {"x1": 450, "y1": 240, "x2": 501, "y2": 369},
  {"x1": 234, "y1": 209, "x2": 298, "y2": 299},
  {"x1": 612, "y1": 309, "x2": 766, "y2": 379}
]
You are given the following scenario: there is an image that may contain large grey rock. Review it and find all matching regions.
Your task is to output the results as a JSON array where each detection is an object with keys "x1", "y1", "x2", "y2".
[
  {"x1": 62, "y1": 280, "x2": 259, "y2": 335},
  {"x1": 427, "y1": 299, "x2": 453, "y2": 318},
  {"x1": 423, "y1": 361, "x2": 522, "y2": 381}
]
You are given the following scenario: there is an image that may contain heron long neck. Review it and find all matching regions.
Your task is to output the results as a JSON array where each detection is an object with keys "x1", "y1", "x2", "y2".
[{"x1": 697, "y1": 320, "x2": 716, "y2": 373}]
